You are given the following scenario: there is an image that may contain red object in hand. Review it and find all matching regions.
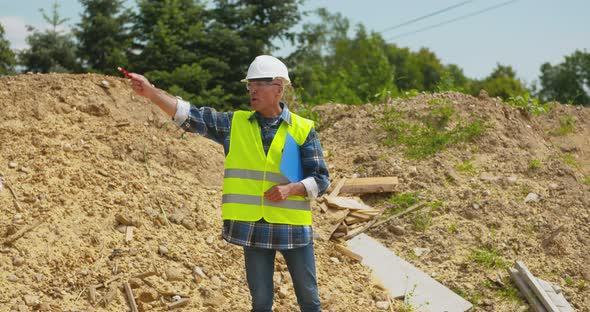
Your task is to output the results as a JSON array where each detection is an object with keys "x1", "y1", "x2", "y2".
[{"x1": 117, "y1": 66, "x2": 133, "y2": 79}]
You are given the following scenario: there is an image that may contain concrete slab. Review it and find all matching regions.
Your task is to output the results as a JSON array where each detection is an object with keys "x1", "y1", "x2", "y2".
[{"x1": 347, "y1": 234, "x2": 472, "y2": 312}]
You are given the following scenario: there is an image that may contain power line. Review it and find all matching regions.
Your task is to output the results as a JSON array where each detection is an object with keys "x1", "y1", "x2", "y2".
[
  {"x1": 380, "y1": 0, "x2": 476, "y2": 34},
  {"x1": 387, "y1": 0, "x2": 519, "y2": 40}
]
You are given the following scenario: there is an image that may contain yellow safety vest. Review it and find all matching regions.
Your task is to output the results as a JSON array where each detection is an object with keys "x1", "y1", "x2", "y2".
[{"x1": 222, "y1": 110, "x2": 313, "y2": 225}]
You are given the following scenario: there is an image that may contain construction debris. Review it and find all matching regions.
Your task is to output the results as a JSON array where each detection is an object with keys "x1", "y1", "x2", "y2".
[
  {"x1": 339, "y1": 177, "x2": 398, "y2": 195},
  {"x1": 510, "y1": 261, "x2": 574, "y2": 312}
]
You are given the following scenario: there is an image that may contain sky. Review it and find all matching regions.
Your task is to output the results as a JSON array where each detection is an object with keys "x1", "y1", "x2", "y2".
[{"x1": 1, "y1": 0, "x2": 589, "y2": 85}]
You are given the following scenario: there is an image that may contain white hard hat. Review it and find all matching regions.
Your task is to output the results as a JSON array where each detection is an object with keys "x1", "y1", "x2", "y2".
[{"x1": 241, "y1": 55, "x2": 291, "y2": 85}]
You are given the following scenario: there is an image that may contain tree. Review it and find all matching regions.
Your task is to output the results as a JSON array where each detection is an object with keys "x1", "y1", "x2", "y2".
[
  {"x1": 131, "y1": 0, "x2": 304, "y2": 110},
  {"x1": 538, "y1": 50, "x2": 590, "y2": 105},
  {"x1": 0, "y1": 23, "x2": 17, "y2": 75},
  {"x1": 18, "y1": 1, "x2": 79, "y2": 73},
  {"x1": 288, "y1": 9, "x2": 398, "y2": 105},
  {"x1": 75, "y1": 0, "x2": 132, "y2": 75},
  {"x1": 469, "y1": 64, "x2": 526, "y2": 99}
]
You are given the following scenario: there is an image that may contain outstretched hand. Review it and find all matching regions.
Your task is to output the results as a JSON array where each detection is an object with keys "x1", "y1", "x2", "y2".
[{"x1": 128, "y1": 73, "x2": 156, "y2": 98}]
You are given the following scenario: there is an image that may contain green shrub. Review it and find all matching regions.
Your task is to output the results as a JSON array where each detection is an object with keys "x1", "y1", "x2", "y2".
[
  {"x1": 456, "y1": 160, "x2": 475, "y2": 175},
  {"x1": 506, "y1": 92, "x2": 550, "y2": 115},
  {"x1": 551, "y1": 114, "x2": 575, "y2": 135},
  {"x1": 528, "y1": 159, "x2": 541, "y2": 170},
  {"x1": 380, "y1": 102, "x2": 487, "y2": 158}
]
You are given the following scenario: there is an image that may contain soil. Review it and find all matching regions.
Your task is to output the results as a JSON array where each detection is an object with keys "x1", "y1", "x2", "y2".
[{"x1": 0, "y1": 73, "x2": 588, "y2": 311}]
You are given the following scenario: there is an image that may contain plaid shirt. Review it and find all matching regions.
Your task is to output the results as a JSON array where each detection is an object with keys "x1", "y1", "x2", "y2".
[{"x1": 175, "y1": 101, "x2": 329, "y2": 250}]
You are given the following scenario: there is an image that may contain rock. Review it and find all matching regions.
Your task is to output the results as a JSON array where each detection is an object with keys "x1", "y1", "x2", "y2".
[
  {"x1": 329, "y1": 257, "x2": 340, "y2": 264},
  {"x1": 480, "y1": 173, "x2": 500, "y2": 183},
  {"x1": 524, "y1": 193, "x2": 540, "y2": 203},
  {"x1": 100, "y1": 80, "x2": 110, "y2": 88},
  {"x1": 23, "y1": 294, "x2": 40, "y2": 306},
  {"x1": 165, "y1": 267, "x2": 184, "y2": 282},
  {"x1": 387, "y1": 224, "x2": 405, "y2": 236},
  {"x1": 8, "y1": 161, "x2": 17, "y2": 169},
  {"x1": 158, "y1": 245, "x2": 169, "y2": 255},
  {"x1": 34, "y1": 274, "x2": 44, "y2": 282},
  {"x1": 472, "y1": 203, "x2": 480, "y2": 209},
  {"x1": 278, "y1": 286, "x2": 288, "y2": 299},
  {"x1": 138, "y1": 289, "x2": 159, "y2": 302},
  {"x1": 8, "y1": 274, "x2": 18, "y2": 282},
  {"x1": 407, "y1": 166, "x2": 418, "y2": 176},
  {"x1": 62, "y1": 143, "x2": 73, "y2": 152},
  {"x1": 19, "y1": 167, "x2": 31, "y2": 174},
  {"x1": 128, "y1": 278, "x2": 142, "y2": 288},
  {"x1": 203, "y1": 294, "x2": 227, "y2": 308},
  {"x1": 375, "y1": 301, "x2": 389, "y2": 310},
  {"x1": 169, "y1": 209, "x2": 186, "y2": 224},
  {"x1": 206, "y1": 236, "x2": 215, "y2": 245},
  {"x1": 115, "y1": 224, "x2": 126, "y2": 233},
  {"x1": 548, "y1": 183, "x2": 559, "y2": 190},
  {"x1": 413, "y1": 247, "x2": 430, "y2": 257},
  {"x1": 37, "y1": 303, "x2": 51, "y2": 311},
  {"x1": 506, "y1": 175, "x2": 518, "y2": 184},
  {"x1": 210, "y1": 275, "x2": 222, "y2": 288},
  {"x1": 181, "y1": 219, "x2": 196, "y2": 230},
  {"x1": 193, "y1": 266, "x2": 207, "y2": 279}
]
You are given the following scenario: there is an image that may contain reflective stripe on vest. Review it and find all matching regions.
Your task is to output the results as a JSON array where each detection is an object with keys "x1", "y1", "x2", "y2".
[{"x1": 221, "y1": 110, "x2": 314, "y2": 225}]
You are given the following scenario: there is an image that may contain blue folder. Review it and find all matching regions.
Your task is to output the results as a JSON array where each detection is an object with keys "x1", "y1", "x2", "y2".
[{"x1": 280, "y1": 133, "x2": 303, "y2": 183}]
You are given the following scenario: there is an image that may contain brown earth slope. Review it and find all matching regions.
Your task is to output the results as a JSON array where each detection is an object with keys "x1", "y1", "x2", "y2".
[{"x1": 0, "y1": 73, "x2": 589, "y2": 311}]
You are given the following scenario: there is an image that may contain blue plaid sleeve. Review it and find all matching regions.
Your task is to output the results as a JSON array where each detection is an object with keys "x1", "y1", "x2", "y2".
[
  {"x1": 178, "y1": 104, "x2": 233, "y2": 154},
  {"x1": 301, "y1": 128, "x2": 330, "y2": 196}
]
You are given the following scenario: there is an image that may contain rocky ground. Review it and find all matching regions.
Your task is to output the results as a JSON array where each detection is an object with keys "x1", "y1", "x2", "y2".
[{"x1": 0, "y1": 73, "x2": 588, "y2": 311}]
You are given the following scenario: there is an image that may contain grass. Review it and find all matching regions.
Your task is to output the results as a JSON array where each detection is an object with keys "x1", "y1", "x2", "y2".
[
  {"x1": 412, "y1": 201, "x2": 442, "y2": 232},
  {"x1": 455, "y1": 288, "x2": 483, "y2": 306},
  {"x1": 448, "y1": 222, "x2": 457, "y2": 233},
  {"x1": 551, "y1": 114, "x2": 575, "y2": 136},
  {"x1": 561, "y1": 153, "x2": 580, "y2": 168},
  {"x1": 380, "y1": 100, "x2": 487, "y2": 158},
  {"x1": 386, "y1": 192, "x2": 420, "y2": 215},
  {"x1": 528, "y1": 159, "x2": 541, "y2": 170},
  {"x1": 470, "y1": 246, "x2": 509, "y2": 270},
  {"x1": 584, "y1": 177, "x2": 590, "y2": 185},
  {"x1": 456, "y1": 160, "x2": 475, "y2": 175}
]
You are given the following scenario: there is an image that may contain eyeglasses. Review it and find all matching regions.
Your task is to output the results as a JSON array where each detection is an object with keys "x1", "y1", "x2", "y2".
[{"x1": 246, "y1": 81, "x2": 281, "y2": 91}]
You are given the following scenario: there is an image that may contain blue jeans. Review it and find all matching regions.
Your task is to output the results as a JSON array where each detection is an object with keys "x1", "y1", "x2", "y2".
[{"x1": 244, "y1": 243, "x2": 321, "y2": 312}]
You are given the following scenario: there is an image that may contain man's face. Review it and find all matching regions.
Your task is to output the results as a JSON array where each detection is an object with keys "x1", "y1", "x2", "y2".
[{"x1": 247, "y1": 79, "x2": 282, "y2": 111}]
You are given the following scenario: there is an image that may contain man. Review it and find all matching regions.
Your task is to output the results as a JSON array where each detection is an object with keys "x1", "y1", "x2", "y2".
[{"x1": 129, "y1": 55, "x2": 329, "y2": 312}]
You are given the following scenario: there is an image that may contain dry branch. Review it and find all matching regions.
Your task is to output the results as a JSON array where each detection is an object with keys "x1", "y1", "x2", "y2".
[
  {"x1": 124, "y1": 282, "x2": 139, "y2": 312},
  {"x1": 3, "y1": 218, "x2": 43, "y2": 245}
]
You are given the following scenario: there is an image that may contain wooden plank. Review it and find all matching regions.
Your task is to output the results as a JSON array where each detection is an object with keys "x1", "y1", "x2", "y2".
[
  {"x1": 88, "y1": 285, "x2": 97, "y2": 304},
  {"x1": 167, "y1": 298, "x2": 190, "y2": 310},
  {"x1": 340, "y1": 177, "x2": 398, "y2": 194},
  {"x1": 515, "y1": 261, "x2": 560, "y2": 312},
  {"x1": 509, "y1": 268, "x2": 547, "y2": 312},
  {"x1": 345, "y1": 216, "x2": 366, "y2": 225},
  {"x1": 319, "y1": 202, "x2": 329, "y2": 213},
  {"x1": 329, "y1": 178, "x2": 347, "y2": 197},
  {"x1": 124, "y1": 282, "x2": 139, "y2": 312},
  {"x1": 347, "y1": 234, "x2": 472, "y2": 312},
  {"x1": 125, "y1": 226, "x2": 134, "y2": 243},
  {"x1": 334, "y1": 244, "x2": 362, "y2": 262},
  {"x1": 324, "y1": 196, "x2": 373, "y2": 211},
  {"x1": 348, "y1": 211, "x2": 373, "y2": 220}
]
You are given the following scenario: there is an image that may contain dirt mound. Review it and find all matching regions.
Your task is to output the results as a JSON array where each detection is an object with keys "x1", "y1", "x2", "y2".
[
  {"x1": 1, "y1": 73, "x2": 588, "y2": 311},
  {"x1": 315, "y1": 92, "x2": 590, "y2": 310},
  {"x1": 0, "y1": 74, "x2": 383, "y2": 311}
]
